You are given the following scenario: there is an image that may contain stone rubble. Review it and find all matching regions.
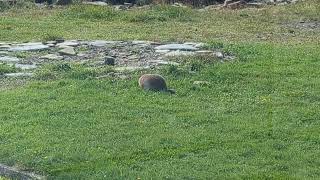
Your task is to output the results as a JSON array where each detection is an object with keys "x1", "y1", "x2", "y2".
[{"x1": 0, "y1": 40, "x2": 235, "y2": 78}]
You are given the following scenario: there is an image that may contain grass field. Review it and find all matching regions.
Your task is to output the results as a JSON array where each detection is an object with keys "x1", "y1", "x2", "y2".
[
  {"x1": 0, "y1": 1, "x2": 320, "y2": 179},
  {"x1": 0, "y1": 1, "x2": 319, "y2": 43}
]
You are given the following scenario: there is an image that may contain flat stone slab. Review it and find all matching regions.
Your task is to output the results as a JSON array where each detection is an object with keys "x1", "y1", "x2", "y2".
[
  {"x1": 83, "y1": 1, "x2": 109, "y2": 6},
  {"x1": 15, "y1": 64, "x2": 37, "y2": 70},
  {"x1": 114, "y1": 66, "x2": 149, "y2": 72},
  {"x1": 9, "y1": 42, "x2": 49, "y2": 51},
  {"x1": 131, "y1": 40, "x2": 152, "y2": 45},
  {"x1": 0, "y1": 45, "x2": 11, "y2": 50},
  {"x1": 56, "y1": 40, "x2": 79, "y2": 47},
  {"x1": 0, "y1": 51, "x2": 9, "y2": 55},
  {"x1": 155, "y1": 44, "x2": 198, "y2": 51},
  {"x1": 59, "y1": 47, "x2": 76, "y2": 56},
  {"x1": 88, "y1": 40, "x2": 109, "y2": 47},
  {"x1": 155, "y1": 49, "x2": 170, "y2": 54},
  {"x1": 0, "y1": 56, "x2": 20, "y2": 62},
  {"x1": 149, "y1": 60, "x2": 180, "y2": 66},
  {"x1": 0, "y1": 163, "x2": 44, "y2": 179},
  {"x1": 41, "y1": 54, "x2": 64, "y2": 60},
  {"x1": 164, "y1": 51, "x2": 195, "y2": 57},
  {"x1": 4, "y1": 72, "x2": 34, "y2": 77}
]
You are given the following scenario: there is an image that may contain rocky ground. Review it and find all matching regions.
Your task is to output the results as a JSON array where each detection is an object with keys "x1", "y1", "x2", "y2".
[
  {"x1": 32, "y1": 0, "x2": 303, "y2": 10},
  {"x1": 0, "y1": 40, "x2": 234, "y2": 78}
]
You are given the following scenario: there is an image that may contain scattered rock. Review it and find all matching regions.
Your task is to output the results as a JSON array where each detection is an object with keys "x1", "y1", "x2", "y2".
[
  {"x1": 246, "y1": 2, "x2": 264, "y2": 8},
  {"x1": 56, "y1": 40, "x2": 79, "y2": 47},
  {"x1": 56, "y1": 38, "x2": 65, "y2": 43},
  {"x1": 15, "y1": 64, "x2": 37, "y2": 70},
  {"x1": 104, "y1": 56, "x2": 115, "y2": 66},
  {"x1": 41, "y1": 54, "x2": 64, "y2": 60},
  {"x1": 149, "y1": 60, "x2": 180, "y2": 66},
  {"x1": 0, "y1": 40, "x2": 234, "y2": 79},
  {"x1": 132, "y1": 41, "x2": 151, "y2": 45},
  {"x1": 59, "y1": 46, "x2": 76, "y2": 56},
  {"x1": 115, "y1": 66, "x2": 149, "y2": 72},
  {"x1": 83, "y1": 1, "x2": 108, "y2": 6},
  {"x1": 193, "y1": 81, "x2": 210, "y2": 86},
  {"x1": 114, "y1": 5, "x2": 128, "y2": 10},
  {"x1": 89, "y1": 40, "x2": 108, "y2": 47},
  {"x1": 172, "y1": 2, "x2": 187, "y2": 8},
  {"x1": 155, "y1": 49, "x2": 170, "y2": 54},
  {"x1": 0, "y1": 45, "x2": 11, "y2": 50},
  {"x1": 56, "y1": 0, "x2": 73, "y2": 5},
  {"x1": 291, "y1": 21, "x2": 320, "y2": 30},
  {"x1": 4, "y1": 72, "x2": 34, "y2": 77},
  {"x1": 8, "y1": 43, "x2": 49, "y2": 51},
  {"x1": 195, "y1": 50, "x2": 214, "y2": 55},
  {"x1": 45, "y1": 41, "x2": 57, "y2": 44},
  {"x1": 0, "y1": 56, "x2": 20, "y2": 63},
  {"x1": 164, "y1": 51, "x2": 195, "y2": 57},
  {"x1": 0, "y1": 163, "x2": 44, "y2": 179},
  {"x1": 213, "y1": 51, "x2": 224, "y2": 59},
  {"x1": 0, "y1": 51, "x2": 9, "y2": 55},
  {"x1": 155, "y1": 44, "x2": 198, "y2": 51}
]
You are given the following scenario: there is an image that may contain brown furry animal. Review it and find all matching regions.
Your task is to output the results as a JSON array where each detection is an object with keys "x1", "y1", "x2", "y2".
[{"x1": 139, "y1": 74, "x2": 175, "y2": 94}]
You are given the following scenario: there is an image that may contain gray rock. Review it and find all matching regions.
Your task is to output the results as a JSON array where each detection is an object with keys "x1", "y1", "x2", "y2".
[
  {"x1": 193, "y1": 81, "x2": 210, "y2": 86},
  {"x1": 195, "y1": 50, "x2": 213, "y2": 55},
  {"x1": 104, "y1": 56, "x2": 115, "y2": 66},
  {"x1": 155, "y1": 49, "x2": 170, "y2": 54},
  {"x1": 0, "y1": 51, "x2": 9, "y2": 55},
  {"x1": 45, "y1": 41, "x2": 57, "y2": 44},
  {"x1": 9, "y1": 42, "x2": 49, "y2": 51},
  {"x1": 56, "y1": 40, "x2": 79, "y2": 47},
  {"x1": 77, "y1": 53, "x2": 87, "y2": 57},
  {"x1": 41, "y1": 54, "x2": 64, "y2": 60},
  {"x1": 183, "y1": 42, "x2": 206, "y2": 48},
  {"x1": 59, "y1": 46, "x2": 76, "y2": 56},
  {"x1": 47, "y1": 44, "x2": 56, "y2": 47},
  {"x1": 83, "y1": 1, "x2": 108, "y2": 6},
  {"x1": 195, "y1": 43, "x2": 206, "y2": 48},
  {"x1": 56, "y1": 0, "x2": 73, "y2": 5},
  {"x1": 149, "y1": 60, "x2": 179, "y2": 66},
  {"x1": 115, "y1": 66, "x2": 149, "y2": 72},
  {"x1": 132, "y1": 41, "x2": 151, "y2": 45},
  {"x1": 213, "y1": 52, "x2": 224, "y2": 59},
  {"x1": 0, "y1": 56, "x2": 20, "y2": 63},
  {"x1": 15, "y1": 64, "x2": 37, "y2": 70},
  {"x1": 155, "y1": 44, "x2": 198, "y2": 51},
  {"x1": 89, "y1": 40, "x2": 108, "y2": 47},
  {"x1": 4, "y1": 72, "x2": 34, "y2": 77},
  {"x1": 0, "y1": 45, "x2": 11, "y2": 50},
  {"x1": 114, "y1": 5, "x2": 127, "y2": 10},
  {"x1": 164, "y1": 51, "x2": 195, "y2": 57}
]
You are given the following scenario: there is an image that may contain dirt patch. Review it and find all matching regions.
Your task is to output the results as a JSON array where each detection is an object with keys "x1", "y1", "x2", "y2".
[
  {"x1": 286, "y1": 21, "x2": 320, "y2": 30},
  {"x1": 0, "y1": 163, "x2": 45, "y2": 180},
  {"x1": 0, "y1": 77, "x2": 29, "y2": 91}
]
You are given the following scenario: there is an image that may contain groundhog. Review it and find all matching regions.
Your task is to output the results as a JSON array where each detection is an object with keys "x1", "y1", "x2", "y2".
[{"x1": 139, "y1": 74, "x2": 175, "y2": 94}]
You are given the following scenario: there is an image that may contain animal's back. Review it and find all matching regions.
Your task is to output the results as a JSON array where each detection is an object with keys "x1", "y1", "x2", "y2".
[{"x1": 139, "y1": 74, "x2": 168, "y2": 91}]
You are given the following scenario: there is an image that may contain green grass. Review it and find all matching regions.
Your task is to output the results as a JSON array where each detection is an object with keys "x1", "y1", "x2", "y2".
[
  {"x1": 0, "y1": 1, "x2": 320, "y2": 179},
  {"x1": 0, "y1": 63, "x2": 17, "y2": 75},
  {"x1": 0, "y1": 1, "x2": 319, "y2": 43},
  {"x1": 1, "y1": 43, "x2": 320, "y2": 179}
]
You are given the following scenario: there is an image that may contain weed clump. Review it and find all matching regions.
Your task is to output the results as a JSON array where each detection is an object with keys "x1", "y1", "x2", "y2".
[
  {"x1": 0, "y1": 64, "x2": 17, "y2": 75},
  {"x1": 35, "y1": 63, "x2": 114, "y2": 80},
  {"x1": 60, "y1": 5, "x2": 120, "y2": 21}
]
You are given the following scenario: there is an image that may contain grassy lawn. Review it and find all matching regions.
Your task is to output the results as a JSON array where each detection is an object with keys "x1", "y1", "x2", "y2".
[
  {"x1": 0, "y1": 1, "x2": 319, "y2": 43},
  {"x1": 0, "y1": 1, "x2": 320, "y2": 179}
]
